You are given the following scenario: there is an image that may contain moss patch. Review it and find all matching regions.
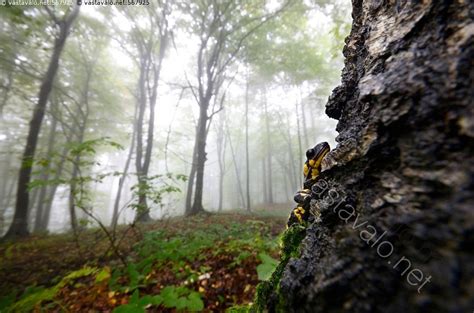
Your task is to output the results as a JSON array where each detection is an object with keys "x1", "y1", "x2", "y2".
[{"x1": 250, "y1": 224, "x2": 307, "y2": 312}]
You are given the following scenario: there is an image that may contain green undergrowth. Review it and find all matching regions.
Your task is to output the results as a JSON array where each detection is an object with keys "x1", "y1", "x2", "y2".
[
  {"x1": 1, "y1": 214, "x2": 284, "y2": 312},
  {"x1": 0, "y1": 267, "x2": 98, "y2": 313}
]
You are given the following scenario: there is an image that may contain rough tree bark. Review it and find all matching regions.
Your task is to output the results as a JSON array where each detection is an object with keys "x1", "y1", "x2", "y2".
[
  {"x1": 4, "y1": 6, "x2": 79, "y2": 238},
  {"x1": 263, "y1": 1, "x2": 473, "y2": 312}
]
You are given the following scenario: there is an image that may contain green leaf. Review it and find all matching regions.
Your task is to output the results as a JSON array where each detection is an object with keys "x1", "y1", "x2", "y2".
[
  {"x1": 186, "y1": 292, "x2": 204, "y2": 311},
  {"x1": 95, "y1": 267, "x2": 111, "y2": 283},
  {"x1": 175, "y1": 297, "x2": 188, "y2": 310},
  {"x1": 151, "y1": 295, "x2": 163, "y2": 306},
  {"x1": 112, "y1": 303, "x2": 145, "y2": 313},
  {"x1": 256, "y1": 253, "x2": 278, "y2": 281},
  {"x1": 130, "y1": 289, "x2": 140, "y2": 304},
  {"x1": 161, "y1": 286, "x2": 179, "y2": 308},
  {"x1": 127, "y1": 264, "x2": 140, "y2": 290},
  {"x1": 137, "y1": 295, "x2": 153, "y2": 307}
]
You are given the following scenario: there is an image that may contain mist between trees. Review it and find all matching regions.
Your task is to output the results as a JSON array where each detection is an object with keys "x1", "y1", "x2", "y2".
[{"x1": 0, "y1": 0, "x2": 351, "y2": 237}]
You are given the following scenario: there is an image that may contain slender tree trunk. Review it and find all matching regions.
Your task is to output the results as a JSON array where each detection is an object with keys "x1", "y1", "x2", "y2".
[
  {"x1": 27, "y1": 183, "x2": 40, "y2": 230},
  {"x1": 300, "y1": 103, "x2": 309, "y2": 150},
  {"x1": 185, "y1": 142, "x2": 197, "y2": 214},
  {"x1": 190, "y1": 105, "x2": 209, "y2": 214},
  {"x1": 0, "y1": 178, "x2": 17, "y2": 235},
  {"x1": 216, "y1": 111, "x2": 226, "y2": 212},
  {"x1": 0, "y1": 70, "x2": 12, "y2": 116},
  {"x1": 0, "y1": 149, "x2": 12, "y2": 211},
  {"x1": 135, "y1": 75, "x2": 157, "y2": 222},
  {"x1": 276, "y1": 158, "x2": 291, "y2": 203},
  {"x1": 285, "y1": 114, "x2": 299, "y2": 190},
  {"x1": 111, "y1": 107, "x2": 137, "y2": 228},
  {"x1": 226, "y1": 128, "x2": 245, "y2": 209},
  {"x1": 69, "y1": 122, "x2": 86, "y2": 234},
  {"x1": 134, "y1": 61, "x2": 150, "y2": 222},
  {"x1": 34, "y1": 114, "x2": 57, "y2": 232},
  {"x1": 133, "y1": 18, "x2": 168, "y2": 222},
  {"x1": 283, "y1": 167, "x2": 290, "y2": 202},
  {"x1": 39, "y1": 145, "x2": 68, "y2": 231},
  {"x1": 245, "y1": 73, "x2": 251, "y2": 211},
  {"x1": 69, "y1": 60, "x2": 92, "y2": 232},
  {"x1": 295, "y1": 101, "x2": 303, "y2": 180},
  {"x1": 262, "y1": 157, "x2": 268, "y2": 204},
  {"x1": 4, "y1": 6, "x2": 79, "y2": 238},
  {"x1": 217, "y1": 164, "x2": 225, "y2": 212},
  {"x1": 263, "y1": 90, "x2": 273, "y2": 204}
]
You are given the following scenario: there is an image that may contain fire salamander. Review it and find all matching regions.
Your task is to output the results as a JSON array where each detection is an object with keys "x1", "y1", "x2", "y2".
[{"x1": 287, "y1": 142, "x2": 330, "y2": 227}]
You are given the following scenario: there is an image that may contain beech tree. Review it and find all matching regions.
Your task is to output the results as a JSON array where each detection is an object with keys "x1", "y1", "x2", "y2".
[
  {"x1": 182, "y1": 0, "x2": 290, "y2": 215},
  {"x1": 117, "y1": 2, "x2": 171, "y2": 222},
  {"x1": 4, "y1": 6, "x2": 80, "y2": 238}
]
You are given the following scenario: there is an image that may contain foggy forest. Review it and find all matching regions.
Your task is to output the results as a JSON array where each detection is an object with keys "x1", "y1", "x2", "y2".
[{"x1": 0, "y1": 0, "x2": 472, "y2": 312}]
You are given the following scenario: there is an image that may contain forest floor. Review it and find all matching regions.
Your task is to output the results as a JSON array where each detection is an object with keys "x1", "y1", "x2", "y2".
[{"x1": 0, "y1": 207, "x2": 289, "y2": 312}]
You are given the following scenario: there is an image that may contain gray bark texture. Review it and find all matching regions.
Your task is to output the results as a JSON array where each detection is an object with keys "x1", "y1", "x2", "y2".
[{"x1": 266, "y1": 1, "x2": 474, "y2": 312}]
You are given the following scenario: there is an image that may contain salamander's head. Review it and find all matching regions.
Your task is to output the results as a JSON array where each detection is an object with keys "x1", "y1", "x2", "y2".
[{"x1": 303, "y1": 142, "x2": 330, "y2": 180}]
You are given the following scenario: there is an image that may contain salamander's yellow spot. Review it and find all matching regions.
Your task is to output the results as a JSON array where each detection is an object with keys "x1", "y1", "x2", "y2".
[
  {"x1": 303, "y1": 164, "x2": 309, "y2": 176},
  {"x1": 308, "y1": 159, "x2": 315, "y2": 166},
  {"x1": 311, "y1": 169, "x2": 318, "y2": 177},
  {"x1": 294, "y1": 206, "x2": 305, "y2": 223}
]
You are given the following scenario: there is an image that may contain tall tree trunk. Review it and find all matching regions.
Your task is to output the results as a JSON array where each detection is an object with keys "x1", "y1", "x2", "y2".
[
  {"x1": 135, "y1": 73, "x2": 157, "y2": 222},
  {"x1": 39, "y1": 144, "x2": 68, "y2": 232},
  {"x1": 278, "y1": 159, "x2": 290, "y2": 203},
  {"x1": 190, "y1": 105, "x2": 209, "y2": 214},
  {"x1": 299, "y1": 88, "x2": 309, "y2": 150},
  {"x1": 245, "y1": 73, "x2": 251, "y2": 211},
  {"x1": 111, "y1": 106, "x2": 137, "y2": 228},
  {"x1": 0, "y1": 147, "x2": 12, "y2": 212},
  {"x1": 134, "y1": 61, "x2": 150, "y2": 222},
  {"x1": 133, "y1": 15, "x2": 168, "y2": 222},
  {"x1": 226, "y1": 128, "x2": 245, "y2": 209},
  {"x1": 285, "y1": 114, "x2": 299, "y2": 191},
  {"x1": 69, "y1": 59, "x2": 92, "y2": 232},
  {"x1": 185, "y1": 142, "x2": 197, "y2": 214},
  {"x1": 262, "y1": 157, "x2": 268, "y2": 204},
  {"x1": 4, "y1": 6, "x2": 79, "y2": 238},
  {"x1": 263, "y1": 89, "x2": 273, "y2": 204},
  {"x1": 0, "y1": 70, "x2": 13, "y2": 116},
  {"x1": 295, "y1": 101, "x2": 303, "y2": 181},
  {"x1": 216, "y1": 111, "x2": 226, "y2": 212},
  {"x1": 34, "y1": 114, "x2": 57, "y2": 232},
  {"x1": 262, "y1": 1, "x2": 474, "y2": 312},
  {"x1": 0, "y1": 178, "x2": 17, "y2": 235},
  {"x1": 69, "y1": 120, "x2": 87, "y2": 234}
]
